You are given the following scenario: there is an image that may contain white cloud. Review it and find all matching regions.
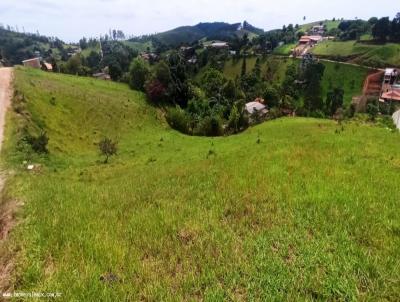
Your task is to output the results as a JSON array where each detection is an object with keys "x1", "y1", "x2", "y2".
[{"x1": 0, "y1": 0, "x2": 397, "y2": 41}]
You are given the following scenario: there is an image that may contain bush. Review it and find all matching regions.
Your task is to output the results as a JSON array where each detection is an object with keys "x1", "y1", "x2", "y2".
[
  {"x1": 145, "y1": 79, "x2": 167, "y2": 104},
  {"x1": 366, "y1": 100, "x2": 379, "y2": 121},
  {"x1": 268, "y1": 107, "x2": 283, "y2": 119},
  {"x1": 195, "y1": 115, "x2": 223, "y2": 137},
  {"x1": 26, "y1": 131, "x2": 49, "y2": 154},
  {"x1": 98, "y1": 137, "x2": 118, "y2": 163},
  {"x1": 166, "y1": 107, "x2": 191, "y2": 134}
]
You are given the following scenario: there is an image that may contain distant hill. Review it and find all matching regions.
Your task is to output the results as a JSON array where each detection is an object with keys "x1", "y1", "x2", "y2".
[
  {"x1": 0, "y1": 27, "x2": 69, "y2": 65},
  {"x1": 135, "y1": 21, "x2": 264, "y2": 47}
]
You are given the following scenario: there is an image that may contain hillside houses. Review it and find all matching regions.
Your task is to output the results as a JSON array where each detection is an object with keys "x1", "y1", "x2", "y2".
[
  {"x1": 139, "y1": 52, "x2": 159, "y2": 63},
  {"x1": 22, "y1": 57, "x2": 41, "y2": 69},
  {"x1": 22, "y1": 57, "x2": 53, "y2": 71},
  {"x1": 206, "y1": 41, "x2": 229, "y2": 49},
  {"x1": 245, "y1": 99, "x2": 268, "y2": 120},
  {"x1": 298, "y1": 35, "x2": 323, "y2": 46},
  {"x1": 380, "y1": 68, "x2": 400, "y2": 102},
  {"x1": 310, "y1": 25, "x2": 325, "y2": 35}
]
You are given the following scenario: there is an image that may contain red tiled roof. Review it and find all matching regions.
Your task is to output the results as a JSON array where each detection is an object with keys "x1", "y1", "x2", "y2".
[{"x1": 382, "y1": 89, "x2": 400, "y2": 101}]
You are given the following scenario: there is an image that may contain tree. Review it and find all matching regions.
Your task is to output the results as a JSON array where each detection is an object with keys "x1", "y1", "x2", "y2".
[
  {"x1": 99, "y1": 137, "x2": 118, "y2": 163},
  {"x1": 241, "y1": 57, "x2": 247, "y2": 76},
  {"x1": 79, "y1": 37, "x2": 88, "y2": 49},
  {"x1": 253, "y1": 57, "x2": 261, "y2": 78},
  {"x1": 228, "y1": 104, "x2": 240, "y2": 133},
  {"x1": 372, "y1": 17, "x2": 390, "y2": 42},
  {"x1": 368, "y1": 17, "x2": 378, "y2": 26},
  {"x1": 325, "y1": 88, "x2": 344, "y2": 116},
  {"x1": 106, "y1": 58, "x2": 122, "y2": 80},
  {"x1": 304, "y1": 62, "x2": 325, "y2": 112},
  {"x1": 145, "y1": 79, "x2": 167, "y2": 103},
  {"x1": 86, "y1": 50, "x2": 101, "y2": 71},
  {"x1": 153, "y1": 61, "x2": 172, "y2": 86},
  {"x1": 390, "y1": 13, "x2": 400, "y2": 42},
  {"x1": 63, "y1": 54, "x2": 89, "y2": 76},
  {"x1": 129, "y1": 58, "x2": 150, "y2": 91},
  {"x1": 166, "y1": 51, "x2": 191, "y2": 107},
  {"x1": 201, "y1": 68, "x2": 226, "y2": 98},
  {"x1": 282, "y1": 63, "x2": 299, "y2": 98},
  {"x1": 222, "y1": 79, "x2": 237, "y2": 101},
  {"x1": 263, "y1": 86, "x2": 280, "y2": 108}
]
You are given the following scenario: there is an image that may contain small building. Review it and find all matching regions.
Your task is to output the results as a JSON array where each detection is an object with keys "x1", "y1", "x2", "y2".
[
  {"x1": 383, "y1": 68, "x2": 398, "y2": 85},
  {"x1": 310, "y1": 25, "x2": 325, "y2": 35},
  {"x1": 139, "y1": 52, "x2": 159, "y2": 62},
  {"x1": 245, "y1": 101, "x2": 268, "y2": 116},
  {"x1": 41, "y1": 62, "x2": 53, "y2": 72},
  {"x1": 93, "y1": 72, "x2": 111, "y2": 80},
  {"x1": 180, "y1": 46, "x2": 195, "y2": 59},
  {"x1": 381, "y1": 90, "x2": 400, "y2": 102},
  {"x1": 298, "y1": 35, "x2": 323, "y2": 46},
  {"x1": 380, "y1": 68, "x2": 400, "y2": 102},
  {"x1": 22, "y1": 57, "x2": 41, "y2": 69},
  {"x1": 207, "y1": 41, "x2": 229, "y2": 49}
]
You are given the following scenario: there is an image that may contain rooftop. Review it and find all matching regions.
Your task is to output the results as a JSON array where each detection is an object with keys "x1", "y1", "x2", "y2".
[{"x1": 245, "y1": 101, "x2": 267, "y2": 114}]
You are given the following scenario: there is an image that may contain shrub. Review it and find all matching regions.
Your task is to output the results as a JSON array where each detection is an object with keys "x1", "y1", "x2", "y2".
[
  {"x1": 145, "y1": 79, "x2": 167, "y2": 104},
  {"x1": 268, "y1": 107, "x2": 283, "y2": 120},
  {"x1": 366, "y1": 100, "x2": 379, "y2": 121},
  {"x1": 195, "y1": 115, "x2": 223, "y2": 137},
  {"x1": 26, "y1": 131, "x2": 49, "y2": 154},
  {"x1": 98, "y1": 137, "x2": 118, "y2": 163},
  {"x1": 166, "y1": 107, "x2": 190, "y2": 134}
]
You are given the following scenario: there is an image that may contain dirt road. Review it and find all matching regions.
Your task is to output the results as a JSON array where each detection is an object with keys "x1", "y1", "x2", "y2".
[
  {"x1": 0, "y1": 68, "x2": 12, "y2": 149},
  {"x1": 0, "y1": 68, "x2": 13, "y2": 292}
]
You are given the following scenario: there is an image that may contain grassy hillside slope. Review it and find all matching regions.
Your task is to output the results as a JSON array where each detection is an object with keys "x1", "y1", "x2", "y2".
[
  {"x1": 2, "y1": 68, "x2": 400, "y2": 301},
  {"x1": 222, "y1": 56, "x2": 368, "y2": 104},
  {"x1": 298, "y1": 20, "x2": 341, "y2": 33},
  {"x1": 312, "y1": 41, "x2": 400, "y2": 67}
]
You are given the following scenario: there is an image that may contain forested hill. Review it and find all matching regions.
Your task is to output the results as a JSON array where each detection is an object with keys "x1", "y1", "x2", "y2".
[
  {"x1": 131, "y1": 21, "x2": 264, "y2": 47},
  {"x1": 0, "y1": 27, "x2": 68, "y2": 65}
]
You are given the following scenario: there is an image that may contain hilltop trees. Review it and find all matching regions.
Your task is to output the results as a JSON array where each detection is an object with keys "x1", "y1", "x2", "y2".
[
  {"x1": 371, "y1": 13, "x2": 400, "y2": 42},
  {"x1": 390, "y1": 13, "x2": 400, "y2": 42},
  {"x1": 372, "y1": 17, "x2": 391, "y2": 42}
]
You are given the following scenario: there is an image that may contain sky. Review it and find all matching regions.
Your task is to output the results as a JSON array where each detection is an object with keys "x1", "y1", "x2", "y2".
[{"x1": 0, "y1": 0, "x2": 397, "y2": 42}]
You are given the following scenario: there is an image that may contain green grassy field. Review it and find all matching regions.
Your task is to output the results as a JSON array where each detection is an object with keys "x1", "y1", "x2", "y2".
[
  {"x1": 221, "y1": 56, "x2": 368, "y2": 104},
  {"x1": 123, "y1": 40, "x2": 153, "y2": 52},
  {"x1": 320, "y1": 61, "x2": 369, "y2": 104},
  {"x1": 2, "y1": 68, "x2": 400, "y2": 301},
  {"x1": 298, "y1": 20, "x2": 340, "y2": 34},
  {"x1": 222, "y1": 56, "x2": 293, "y2": 83},
  {"x1": 312, "y1": 41, "x2": 400, "y2": 67},
  {"x1": 272, "y1": 43, "x2": 296, "y2": 55}
]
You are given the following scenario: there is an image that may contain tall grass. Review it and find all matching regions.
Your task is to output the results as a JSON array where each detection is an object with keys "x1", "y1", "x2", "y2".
[{"x1": 2, "y1": 67, "x2": 399, "y2": 301}]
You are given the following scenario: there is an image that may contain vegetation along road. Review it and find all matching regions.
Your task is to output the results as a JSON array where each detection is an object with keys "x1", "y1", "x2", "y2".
[
  {"x1": 0, "y1": 67, "x2": 13, "y2": 290},
  {"x1": 0, "y1": 68, "x2": 12, "y2": 148}
]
